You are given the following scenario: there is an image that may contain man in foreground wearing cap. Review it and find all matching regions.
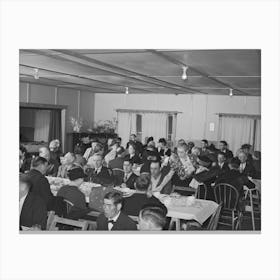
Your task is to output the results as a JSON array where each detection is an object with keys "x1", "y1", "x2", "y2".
[{"x1": 57, "y1": 167, "x2": 88, "y2": 218}]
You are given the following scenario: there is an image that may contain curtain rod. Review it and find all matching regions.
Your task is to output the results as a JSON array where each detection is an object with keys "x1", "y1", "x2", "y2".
[
  {"x1": 115, "y1": 109, "x2": 182, "y2": 114},
  {"x1": 216, "y1": 113, "x2": 261, "y2": 119}
]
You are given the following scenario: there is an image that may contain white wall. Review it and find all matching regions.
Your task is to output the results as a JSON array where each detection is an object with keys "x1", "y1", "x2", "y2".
[{"x1": 94, "y1": 93, "x2": 261, "y2": 144}]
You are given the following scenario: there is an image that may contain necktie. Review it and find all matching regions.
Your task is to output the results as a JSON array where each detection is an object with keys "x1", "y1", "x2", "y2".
[{"x1": 108, "y1": 220, "x2": 116, "y2": 224}]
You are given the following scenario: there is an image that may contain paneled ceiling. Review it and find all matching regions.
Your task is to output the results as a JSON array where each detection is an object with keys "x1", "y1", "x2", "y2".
[{"x1": 19, "y1": 49, "x2": 261, "y2": 96}]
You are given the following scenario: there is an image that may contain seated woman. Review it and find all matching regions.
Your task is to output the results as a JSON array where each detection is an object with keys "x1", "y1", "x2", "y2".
[
  {"x1": 57, "y1": 152, "x2": 76, "y2": 178},
  {"x1": 124, "y1": 142, "x2": 142, "y2": 165},
  {"x1": 122, "y1": 174, "x2": 167, "y2": 217}
]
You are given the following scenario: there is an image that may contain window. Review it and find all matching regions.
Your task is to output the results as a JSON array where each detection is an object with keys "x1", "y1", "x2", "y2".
[
  {"x1": 167, "y1": 115, "x2": 173, "y2": 141},
  {"x1": 136, "y1": 114, "x2": 142, "y2": 142}
]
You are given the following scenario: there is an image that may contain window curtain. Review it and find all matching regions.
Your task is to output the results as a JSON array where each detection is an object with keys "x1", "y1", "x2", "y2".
[
  {"x1": 142, "y1": 113, "x2": 167, "y2": 143},
  {"x1": 34, "y1": 110, "x2": 51, "y2": 142},
  {"x1": 48, "y1": 109, "x2": 61, "y2": 142},
  {"x1": 254, "y1": 119, "x2": 261, "y2": 151},
  {"x1": 219, "y1": 116, "x2": 255, "y2": 156},
  {"x1": 117, "y1": 112, "x2": 134, "y2": 146}
]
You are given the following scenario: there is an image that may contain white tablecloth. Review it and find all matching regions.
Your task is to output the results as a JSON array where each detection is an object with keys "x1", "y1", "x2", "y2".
[{"x1": 48, "y1": 177, "x2": 218, "y2": 224}]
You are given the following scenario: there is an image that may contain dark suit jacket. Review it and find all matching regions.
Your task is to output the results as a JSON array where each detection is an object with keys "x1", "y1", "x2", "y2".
[
  {"x1": 240, "y1": 161, "x2": 255, "y2": 177},
  {"x1": 26, "y1": 169, "x2": 54, "y2": 210},
  {"x1": 158, "y1": 148, "x2": 171, "y2": 157},
  {"x1": 124, "y1": 154, "x2": 142, "y2": 165},
  {"x1": 215, "y1": 169, "x2": 255, "y2": 194},
  {"x1": 108, "y1": 157, "x2": 125, "y2": 170},
  {"x1": 97, "y1": 211, "x2": 137, "y2": 230},
  {"x1": 85, "y1": 166, "x2": 114, "y2": 185},
  {"x1": 123, "y1": 193, "x2": 167, "y2": 216},
  {"x1": 221, "y1": 149, "x2": 234, "y2": 160},
  {"x1": 20, "y1": 192, "x2": 47, "y2": 230},
  {"x1": 123, "y1": 172, "x2": 138, "y2": 189},
  {"x1": 215, "y1": 162, "x2": 230, "y2": 178}
]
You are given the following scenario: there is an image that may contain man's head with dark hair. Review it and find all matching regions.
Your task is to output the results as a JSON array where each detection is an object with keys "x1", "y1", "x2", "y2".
[
  {"x1": 241, "y1": 144, "x2": 252, "y2": 155},
  {"x1": 128, "y1": 142, "x2": 136, "y2": 155},
  {"x1": 130, "y1": 134, "x2": 137, "y2": 141},
  {"x1": 123, "y1": 158, "x2": 133, "y2": 174},
  {"x1": 146, "y1": 136, "x2": 154, "y2": 144},
  {"x1": 135, "y1": 174, "x2": 151, "y2": 192},
  {"x1": 150, "y1": 160, "x2": 161, "y2": 179},
  {"x1": 31, "y1": 156, "x2": 49, "y2": 175},
  {"x1": 117, "y1": 137, "x2": 122, "y2": 144},
  {"x1": 103, "y1": 191, "x2": 123, "y2": 219},
  {"x1": 228, "y1": 158, "x2": 240, "y2": 170},
  {"x1": 217, "y1": 151, "x2": 226, "y2": 164},
  {"x1": 201, "y1": 139, "x2": 208, "y2": 149},
  {"x1": 219, "y1": 141, "x2": 228, "y2": 151},
  {"x1": 138, "y1": 205, "x2": 167, "y2": 231},
  {"x1": 158, "y1": 138, "x2": 167, "y2": 148},
  {"x1": 19, "y1": 174, "x2": 31, "y2": 199}
]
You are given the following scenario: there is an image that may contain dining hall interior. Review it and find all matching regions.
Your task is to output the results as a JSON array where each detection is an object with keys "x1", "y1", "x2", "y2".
[{"x1": 19, "y1": 49, "x2": 261, "y2": 232}]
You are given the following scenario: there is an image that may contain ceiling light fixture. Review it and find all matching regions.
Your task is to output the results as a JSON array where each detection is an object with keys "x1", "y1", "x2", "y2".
[
  {"x1": 33, "y1": 68, "x2": 39, "y2": 80},
  {"x1": 229, "y1": 88, "x2": 233, "y2": 97},
  {"x1": 182, "y1": 66, "x2": 188, "y2": 80},
  {"x1": 125, "y1": 86, "x2": 129, "y2": 95}
]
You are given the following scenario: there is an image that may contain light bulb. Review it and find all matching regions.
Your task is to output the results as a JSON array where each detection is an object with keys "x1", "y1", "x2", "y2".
[
  {"x1": 182, "y1": 66, "x2": 188, "y2": 80},
  {"x1": 34, "y1": 68, "x2": 39, "y2": 80},
  {"x1": 125, "y1": 87, "x2": 129, "y2": 95},
  {"x1": 229, "y1": 88, "x2": 233, "y2": 97}
]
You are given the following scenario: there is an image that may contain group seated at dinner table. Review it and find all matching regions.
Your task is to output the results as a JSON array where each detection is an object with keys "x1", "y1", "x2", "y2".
[{"x1": 19, "y1": 135, "x2": 261, "y2": 231}]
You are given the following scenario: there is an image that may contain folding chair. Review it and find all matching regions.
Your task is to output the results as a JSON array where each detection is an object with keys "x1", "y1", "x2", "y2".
[{"x1": 213, "y1": 183, "x2": 241, "y2": 230}]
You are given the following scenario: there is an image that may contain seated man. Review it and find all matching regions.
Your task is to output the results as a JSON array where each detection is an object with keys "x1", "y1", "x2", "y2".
[
  {"x1": 57, "y1": 152, "x2": 76, "y2": 178},
  {"x1": 215, "y1": 157, "x2": 255, "y2": 195},
  {"x1": 85, "y1": 153, "x2": 114, "y2": 185},
  {"x1": 121, "y1": 159, "x2": 138, "y2": 189},
  {"x1": 19, "y1": 174, "x2": 47, "y2": 230},
  {"x1": 138, "y1": 205, "x2": 167, "y2": 231},
  {"x1": 25, "y1": 156, "x2": 54, "y2": 211},
  {"x1": 241, "y1": 144, "x2": 253, "y2": 163},
  {"x1": 39, "y1": 146, "x2": 59, "y2": 177},
  {"x1": 238, "y1": 151, "x2": 255, "y2": 178},
  {"x1": 108, "y1": 147, "x2": 125, "y2": 170},
  {"x1": 97, "y1": 191, "x2": 137, "y2": 231},
  {"x1": 83, "y1": 139, "x2": 103, "y2": 160},
  {"x1": 150, "y1": 160, "x2": 172, "y2": 194},
  {"x1": 126, "y1": 134, "x2": 143, "y2": 156},
  {"x1": 157, "y1": 138, "x2": 171, "y2": 158},
  {"x1": 215, "y1": 151, "x2": 230, "y2": 178},
  {"x1": 57, "y1": 167, "x2": 88, "y2": 218},
  {"x1": 200, "y1": 139, "x2": 210, "y2": 157},
  {"x1": 218, "y1": 140, "x2": 233, "y2": 160},
  {"x1": 122, "y1": 174, "x2": 167, "y2": 217}
]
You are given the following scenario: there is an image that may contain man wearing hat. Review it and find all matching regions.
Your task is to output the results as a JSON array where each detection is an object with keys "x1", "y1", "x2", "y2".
[{"x1": 57, "y1": 167, "x2": 88, "y2": 215}]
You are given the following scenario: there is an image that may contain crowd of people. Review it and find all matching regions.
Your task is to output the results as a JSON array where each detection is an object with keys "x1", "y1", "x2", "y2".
[{"x1": 19, "y1": 134, "x2": 261, "y2": 231}]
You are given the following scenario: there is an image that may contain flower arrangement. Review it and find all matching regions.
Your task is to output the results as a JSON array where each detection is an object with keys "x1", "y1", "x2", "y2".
[
  {"x1": 70, "y1": 116, "x2": 83, "y2": 132},
  {"x1": 89, "y1": 118, "x2": 117, "y2": 133}
]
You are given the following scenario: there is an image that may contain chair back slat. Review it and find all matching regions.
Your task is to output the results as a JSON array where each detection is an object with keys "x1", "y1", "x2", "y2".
[
  {"x1": 195, "y1": 184, "x2": 207, "y2": 200},
  {"x1": 214, "y1": 183, "x2": 239, "y2": 211},
  {"x1": 49, "y1": 215, "x2": 88, "y2": 231}
]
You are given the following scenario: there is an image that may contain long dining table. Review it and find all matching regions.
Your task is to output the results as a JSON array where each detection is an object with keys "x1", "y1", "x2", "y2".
[{"x1": 47, "y1": 176, "x2": 218, "y2": 230}]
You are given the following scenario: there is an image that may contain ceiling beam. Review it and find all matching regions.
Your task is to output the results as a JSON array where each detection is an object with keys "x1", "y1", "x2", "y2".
[
  {"x1": 21, "y1": 49, "x2": 191, "y2": 95},
  {"x1": 148, "y1": 49, "x2": 252, "y2": 96},
  {"x1": 51, "y1": 49, "x2": 210, "y2": 95},
  {"x1": 19, "y1": 64, "x2": 154, "y2": 94}
]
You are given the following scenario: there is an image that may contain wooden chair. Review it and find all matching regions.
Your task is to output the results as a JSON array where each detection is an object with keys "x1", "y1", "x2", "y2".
[
  {"x1": 112, "y1": 168, "x2": 124, "y2": 186},
  {"x1": 213, "y1": 183, "x2": 241, "y2": 230},
  {"x1": 173, "y1": 186, "x2": 196, "y2": 194},
  {"x1": 195, "y1": 184, "x2": 207, "y2": 200},
  {"x1": 46, "y1": 211, "x2": 55, "y2": 230},
  {"x1": 49, "y1": 215, "x2": 88, "y2": 231},
  {"x1": 243, "y1": 187, "x2": 261, "y2": 230},
  {"x1": 64, "y1": 199, "x2": 74, "y2": 215}
]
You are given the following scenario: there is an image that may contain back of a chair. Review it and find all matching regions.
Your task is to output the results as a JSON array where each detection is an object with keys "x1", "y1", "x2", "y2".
[
  {"x1": 213, "y1": 183, "x2": 239, "y2": 211},
  {"x1": 112, "y1": 168, "x2": 124, "y2": 186},
  {"x1": 207, "y1": 203, "x2": 222, "y2": 230},
  {"x1": 49, "y1": 215, "x2": 88, "y2": 231},
  {"x1": 195, "y1": 184, "x2": 207, "y2": 200},
  {"x1": 64, "y1": 199, "x2": 74, "y2": 214}
]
